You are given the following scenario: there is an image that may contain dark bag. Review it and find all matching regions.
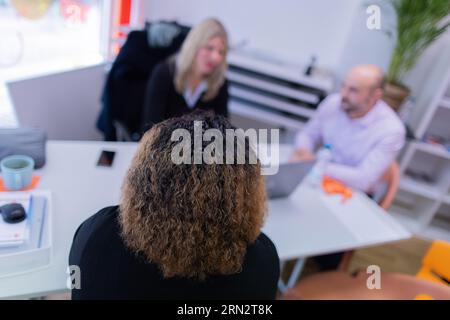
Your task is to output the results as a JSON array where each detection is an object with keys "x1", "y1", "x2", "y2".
[{"x1": 0, "y1": 127, "x2": 47, "y2": 169}]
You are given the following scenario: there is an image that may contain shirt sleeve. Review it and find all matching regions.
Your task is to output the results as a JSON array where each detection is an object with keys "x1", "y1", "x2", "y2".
[
  {"x1": 325, "y1": 129, "x2": 405, "y2": 192},
  {"x1": 294, "y1": 95, "x2": 335, "y2": 151}
]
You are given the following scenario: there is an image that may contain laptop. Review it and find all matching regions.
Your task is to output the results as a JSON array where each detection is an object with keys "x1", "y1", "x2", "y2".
[{"x1": 265, "y1": 160, "x2": 315, "y2": 199}]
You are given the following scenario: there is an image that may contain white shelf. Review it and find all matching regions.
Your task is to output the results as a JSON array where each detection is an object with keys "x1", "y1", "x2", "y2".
[
  {"x1": 390, "y1": 205, "x2": 450, "y2": 242},
  {"x1": 227, "y1": 49, "x2": 334, "y2": 92},
  {"x1": 226, "y1": 49, "x2": 332, "y2": 132},
  {"x1": 422, "y1": 218, "x2": 450, "y2": 242},
  {"x1": 443, "y1": 195, "x2": 450, "y2": 205},
  {"x1": 439, "y1": 97, "x2": 450, "y2": 110},
  {"x1": 399, "y1": 175, "x2": 442, "y2": 200},
  {"x1": 389, "y1": 208, "x2": 423, "y2": 233},
  {"x1": 395, "y1": 50, "x2": 450, "y2": 240},
  {"x1": 413, "y1": 141, "x2": 450, "y2": 160},
  {"x1": 229, "y1": 86, "x2": 315, "y2": 119},
  {"x1": 420, "y1": 228, "x2": 450, "y2": 242},
  {"x1": 229, "y1": 99, "x2": 305, "y2": 130},
  {"x1": 227, "y1": 71, "x2": 319, "y2": 104}
]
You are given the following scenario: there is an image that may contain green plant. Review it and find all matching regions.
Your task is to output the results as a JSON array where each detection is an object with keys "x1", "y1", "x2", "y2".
[{"x1": 387, "y1": 0, "x2": 450, "y2": 86}]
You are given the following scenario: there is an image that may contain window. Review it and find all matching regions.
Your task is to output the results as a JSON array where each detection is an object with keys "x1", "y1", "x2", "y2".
[
  {"x1": 0, "y1": 0, "x2": 144, "y2": 127},
  {"x1": 0, "y1": 0, "x2": 142, "y2": 127},
  {"x1": 0, "y1": 0, "x2": 106, "y2": 78}
]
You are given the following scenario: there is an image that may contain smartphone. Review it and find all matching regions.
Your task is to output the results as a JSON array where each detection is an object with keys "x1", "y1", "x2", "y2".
[{"x1": 97, "y1": 150, "x2": 116, "y2": 167}]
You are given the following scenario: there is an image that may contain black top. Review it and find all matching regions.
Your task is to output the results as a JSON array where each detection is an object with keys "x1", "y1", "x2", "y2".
[
  {"x1": 141, "y1": 60, "x2": 229, "y2": 133},
  {"x1": 69, "y1": 206, "x2": 280, "y2": 300}
]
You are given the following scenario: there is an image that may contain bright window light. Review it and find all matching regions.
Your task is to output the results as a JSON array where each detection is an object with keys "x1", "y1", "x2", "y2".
[{"x1": 0, "y1": 0, "x2": 109, "y2": 127}]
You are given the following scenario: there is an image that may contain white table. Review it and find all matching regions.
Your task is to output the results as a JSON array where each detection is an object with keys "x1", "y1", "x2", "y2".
[{"x1": 0, "y1": 141, "x2": 411, "y2": 298}]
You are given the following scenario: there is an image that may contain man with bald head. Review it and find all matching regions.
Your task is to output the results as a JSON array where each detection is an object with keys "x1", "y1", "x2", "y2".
[
  {"x1": 291, "y1": 64, "x2": 405, "y2": 271},
  {"x1": 291, "y1": 64, "x2": 405, "y2": 193}
]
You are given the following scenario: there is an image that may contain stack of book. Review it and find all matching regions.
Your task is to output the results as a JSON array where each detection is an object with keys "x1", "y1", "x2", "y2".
[
  {"x1": 0, "y1": 191, "x2": 50, "y2": 277},
  {"x1": 0, "y1": 192, "x2": 46, "y2": 250}
]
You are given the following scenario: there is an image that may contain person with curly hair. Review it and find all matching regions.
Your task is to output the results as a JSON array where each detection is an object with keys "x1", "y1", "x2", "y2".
[{"x1": 69, "y1": 111, "x2": 280, "y2": 299}]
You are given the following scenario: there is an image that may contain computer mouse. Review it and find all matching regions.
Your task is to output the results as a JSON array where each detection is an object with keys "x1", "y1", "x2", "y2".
[{"x1": 0, "y1": 203, "x2": 27, "y2": 223}]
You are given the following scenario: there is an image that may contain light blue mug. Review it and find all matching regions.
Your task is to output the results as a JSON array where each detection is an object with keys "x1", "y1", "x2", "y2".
[{"x1": 0, "y1": 155, "x2": 34, "y2": 191}]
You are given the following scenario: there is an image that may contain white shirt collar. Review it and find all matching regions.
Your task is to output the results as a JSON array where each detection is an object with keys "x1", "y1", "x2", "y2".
[{"x1": 183, "y1": 81, "x2": 207, "y2": 108}]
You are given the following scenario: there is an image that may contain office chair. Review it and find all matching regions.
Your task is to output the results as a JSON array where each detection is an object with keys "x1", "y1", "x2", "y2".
[
  {"x1": 416, "y1": 240, "x2": 450, "y2": 286},
  {"x1": 113, "y1": 120, "x2": 133, "y2": 142},
  {"x1": 97, "y1": 21, "x2": 190, "y2": 141}
]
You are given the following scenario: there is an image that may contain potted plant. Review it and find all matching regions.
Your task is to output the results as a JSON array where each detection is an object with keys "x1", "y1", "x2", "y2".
[{"x1": 384, "y1": 0, "x2": 450, "y2": 111}]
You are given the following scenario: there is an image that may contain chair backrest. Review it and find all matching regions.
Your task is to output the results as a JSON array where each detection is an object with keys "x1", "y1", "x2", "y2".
[
  {"x1": 8, "y1": 64, "x2": 107, "y2": 140},
  {"x1": 378, "y1": 161, "x2": 400, "y2": 210},
  {"x1": 113, "y1": 120, "x2": 133, "y2": 142},
  {"x1": 417, "y1": 240, "x2": 450, "y2": 286},
  {"x1": 98, "y1": 22, "x2": 190, "y2": 141}
]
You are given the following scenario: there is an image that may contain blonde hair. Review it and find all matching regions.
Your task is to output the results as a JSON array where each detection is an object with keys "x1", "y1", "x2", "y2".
[{"x1": 174, "y1": 18, "x2": 228, "y2": 101}]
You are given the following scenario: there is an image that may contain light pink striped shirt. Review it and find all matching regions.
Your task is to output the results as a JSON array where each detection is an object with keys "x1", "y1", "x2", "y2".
[{"x1": 295, "y1": 93, "x2": 406, "y2": 192}]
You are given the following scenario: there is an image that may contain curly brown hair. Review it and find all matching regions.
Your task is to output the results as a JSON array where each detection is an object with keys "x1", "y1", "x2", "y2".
[{"x1": 119, "y1": 111, "x2": 267, "y2": 280}]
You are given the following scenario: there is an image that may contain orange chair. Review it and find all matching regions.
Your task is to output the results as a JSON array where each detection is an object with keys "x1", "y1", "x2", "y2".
[
  {"x1": 338, "y1": 162, "x2": 400, "y2": 271},
  {"x1": 416, "y1": 240, "x2": 450, "y2": 286},
  {"x1": 378, "y1": 161, "x2": 400, "y2": 210}
]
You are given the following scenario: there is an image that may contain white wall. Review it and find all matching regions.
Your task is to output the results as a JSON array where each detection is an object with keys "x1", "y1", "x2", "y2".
[
  {"x1": 337, "y1": 0, "x2": 395, "y2": 79},
  {"x1": 144, "y1": 0, "x2": 360, "y2": 71},
  {"x1": 144, "y1": 0, "x2": 450, "y2": 128},
  {"x1": 402, "y1": 31, "x2": 450, "y2": 97},
  {"x1": 144, "y1": 0, "x2": 449, "y2": 85},
  {"x1": 338, "y1": 1, "x2": 450, "y2": 94}
]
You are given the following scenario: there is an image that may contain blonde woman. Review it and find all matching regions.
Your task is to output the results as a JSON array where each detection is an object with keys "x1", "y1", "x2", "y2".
[
  {"x1": 69, "y1": 112, "x2": 279, "y2": 299},
  {"x1": 141, "y1": 18, "x2": 229, "y2": 133}
]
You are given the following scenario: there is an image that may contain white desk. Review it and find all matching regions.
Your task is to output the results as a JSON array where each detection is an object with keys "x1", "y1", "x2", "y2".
[{"x1": 0, "y1": 141, "x2": 410, "y2": 299}]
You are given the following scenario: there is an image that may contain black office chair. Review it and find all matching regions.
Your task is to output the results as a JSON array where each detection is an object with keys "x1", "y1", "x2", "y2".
[{"x1": 97, "y1": 21, "x2": 190, "y2": 141}]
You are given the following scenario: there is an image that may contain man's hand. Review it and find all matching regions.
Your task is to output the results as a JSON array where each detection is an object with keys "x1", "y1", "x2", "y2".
[{"x1": 289, "y1": 149, "x2": 315, "y2": 162}]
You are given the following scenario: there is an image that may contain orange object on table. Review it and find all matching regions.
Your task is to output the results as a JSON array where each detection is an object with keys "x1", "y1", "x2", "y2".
[
  {"x1": 414, "y1": 294, "x2": 434, "y2": 300},
  {"x1": 321, "y1": 176, "x2": 352, "y2": 202},
  {"x1": 0, "y1": 175, "x2": 41, "y2": 192}
]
